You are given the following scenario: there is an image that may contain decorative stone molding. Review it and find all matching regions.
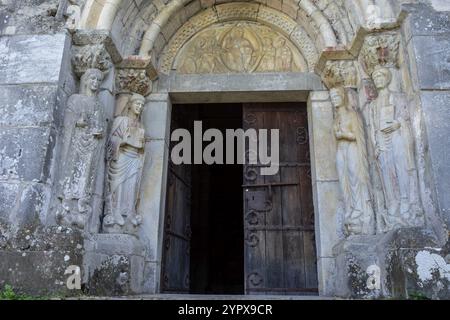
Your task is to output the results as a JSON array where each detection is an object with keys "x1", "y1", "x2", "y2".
[
  {"x1": 115, "y1": 56, "x2": 158, "y2": 96},
  {"x1": 71, "y1": 30, "x2": 122, "y2": 77},
  {"x1": 360, "y1": 32, "x2": 400, "y2": 76},
  {"x1": 321, "y1": 60, "x2": 358, "y2": 89}
]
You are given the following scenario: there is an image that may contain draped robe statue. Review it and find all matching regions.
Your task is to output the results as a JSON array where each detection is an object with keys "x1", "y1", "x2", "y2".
[
  {"x1": 331, "y1": 87, "x2": 375, "y2": 235},
  {"x1": 57, "y1": 68, "x2": 105, "y2": 229},
  {"x1": 368, "y1": 66, "x2": 423, "y2": 231},
  {"x1": 103, "y1": 94, "x2": 146, "y2": 234}
]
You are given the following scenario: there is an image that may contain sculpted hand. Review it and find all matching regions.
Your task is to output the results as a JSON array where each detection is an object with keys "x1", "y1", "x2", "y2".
[
  {"x1": 76, "y1": 116, "x2": 88, "y2": 128},
  {"x1": 381, "y1": 121, "x2": 401, "y2": 134}
]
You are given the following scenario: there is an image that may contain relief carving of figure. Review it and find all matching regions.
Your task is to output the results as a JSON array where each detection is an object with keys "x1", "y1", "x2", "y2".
[
  {"x1": 274, "y1": 37, "x2": 293, "y2": 72},
  {"x1": 368, "y1": 66, "x2": 423, "y2": 231},
  {"x1": 331, "y1": 87, "x2": 375, "y2": 235},
  {"x1": 179, "y1": 32, "x2": 222, "y2": 74},
  {"x1": 103, "y1": 94, "x2": 146, "y2": 234},
  {"x1": 57, "y1": 68, "x2": 105, "y2": 228},
  {"x1": 260, "y1": 37, "x2": 276, "y2": 71},
  {"x1": 222, "y1": 27, "x2": 255, "y2": 72}
]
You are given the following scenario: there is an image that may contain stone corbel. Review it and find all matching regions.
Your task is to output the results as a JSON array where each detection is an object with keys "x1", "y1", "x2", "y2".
[{"x1": 71, "y1": 30, "x2": 122, "y2": 77}]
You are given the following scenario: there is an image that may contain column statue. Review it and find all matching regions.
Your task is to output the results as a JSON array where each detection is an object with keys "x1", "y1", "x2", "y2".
[
  {"x1": 368, "y1": 66, "x2": 423, "y2": 231},
  {"x1": 103, "y1": 94, "x2": 146, "y2": 234},
  {"x1": 331, "y1": 87, "x2": 375, "y2": 235},
  {"x1": 57, "y1": 68, "x2": 105, "y2": 229}
]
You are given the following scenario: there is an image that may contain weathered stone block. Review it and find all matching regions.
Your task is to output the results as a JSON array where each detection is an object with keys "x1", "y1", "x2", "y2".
[
  {"x1": 0, "y1": 85, "x2": 58, "y2": 127},
  {"x1": 412, "y1": 34, "x2": 450, "y2": 90},
  {"x1": 307, "y1": 94, "x2": 338, "y2": 182},
  {"x1": 383, "y1": 228, "x2": 448, "y2": 299},
  {"x1": 142, "y1": 261, "x2": 158, "y2": 294},
  {"x1": 0, "y1": 182, "x2": 19, "y2": 223},
  {"x1": 0, "y1": 226, "x2": 84, "y2": 296},
  {"x1": 404, "y1": 3, "x2": 450, "y2": 36},
  {"x1": 16, "y1": 182, "x2": 51, "y2": 227},
  {"x1": 421, "y1": 91, "x2": 450, "y2": 227},
  {"x1": 138, "y1": 140, "x2": 169, "y2": 261},
  {"x1": 312, "y1": 181, "x2": 340, "y2": 258},
  {"x1": 0, "y1": 127, "x2": 56, "y2": 183},
  {"x1": 144, "y1": 94, "x2": 172, "y2": 142},
  {"x1": 0, "y1": 33, "x2": 68, "y2": 85},
  {"x1": 333, "y1": 236, "x2": 382, "y2": 298}
]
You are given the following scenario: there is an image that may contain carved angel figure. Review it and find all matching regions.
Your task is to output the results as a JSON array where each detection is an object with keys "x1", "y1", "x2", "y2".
[
  {"x1": 331, "y1": 87, "x2": 375, "y2": 235},
  {"x1": 103, "y1": 94, "x2": 146, "y2": 234},
  {"x1": 57, "y1": 68, "x2": 105, "y2": 229}
]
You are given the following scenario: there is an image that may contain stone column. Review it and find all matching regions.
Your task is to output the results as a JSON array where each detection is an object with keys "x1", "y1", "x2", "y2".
[
  {"x1": 307, "y1": 90, "x2": 340, "y2": 296},
  {"x1": 137, "y1": 93, "x2": 172, "y2": 293}
]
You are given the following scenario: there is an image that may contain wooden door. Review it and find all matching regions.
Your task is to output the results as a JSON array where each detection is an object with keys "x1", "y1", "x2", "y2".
[
  {"x1": 161, "y1": 105, "x2": 193, "y2": 293},
  {"x1": 243, "y1": 103, "x2": 318, "y2": 295}
]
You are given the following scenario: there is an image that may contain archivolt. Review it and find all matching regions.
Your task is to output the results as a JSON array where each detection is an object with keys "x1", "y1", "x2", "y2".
[{"x1": 79, "y1": 0, "x2": 396, "y2": 63}]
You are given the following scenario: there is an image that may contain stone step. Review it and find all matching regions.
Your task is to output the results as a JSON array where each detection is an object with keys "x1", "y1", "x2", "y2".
[{"x1": 74, "y1": 294, "x2": 336, "y2": 300}]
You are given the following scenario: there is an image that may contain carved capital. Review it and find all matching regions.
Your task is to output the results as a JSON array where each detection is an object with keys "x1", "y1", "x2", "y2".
[
  {"x1": 321, "y1": 60, "x2": 358, "y2": 89},
  {"x1": 360, "y1": 33, "x2": 400, "y2": 76},
  {"x1": 115, "y1": 56, "x2": 158, "y2": 96},
  {"x1": 71, "y1": 30, "x2": 122, "y2": 77},
  {"x1": 72, "y1": 44, "x2": 112, "y2": 76}
]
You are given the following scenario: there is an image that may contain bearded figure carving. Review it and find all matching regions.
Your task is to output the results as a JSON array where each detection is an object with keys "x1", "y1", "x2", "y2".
[{"x1": 368, "y1": 66, "x2": 423, "y2": 231}]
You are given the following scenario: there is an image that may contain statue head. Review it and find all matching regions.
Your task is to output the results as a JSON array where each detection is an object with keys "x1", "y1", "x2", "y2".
[
  {"x1": 231, "y1": 27, "x2": 244, "y2": 39},
  {"x1": 274, "y1": 37, "x2": 286, "y2": 48},
  {"x1": 371, "y1": 66, "x2": 392, "y2": 90},
  {"x1": 80, "y1": 68, "x2": 104, "y2": 95},
  {"x1": 127, "y1": 93, "x2": 146, "y2": 117},
  {"x1": 330, "y1": 87, "x2": 346, "y2": 108}
]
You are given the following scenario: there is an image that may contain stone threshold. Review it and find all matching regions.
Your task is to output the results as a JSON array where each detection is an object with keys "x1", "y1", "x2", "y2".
[{"x1": 67, "y1": 294, "x2": 336, "y2": 300}]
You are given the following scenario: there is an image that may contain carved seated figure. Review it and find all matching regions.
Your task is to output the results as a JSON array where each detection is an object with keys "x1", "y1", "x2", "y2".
[{"x1": 103, "y1": 94, "x2": 146, "y2": 234}]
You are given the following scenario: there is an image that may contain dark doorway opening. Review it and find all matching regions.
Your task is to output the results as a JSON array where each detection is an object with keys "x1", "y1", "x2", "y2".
[
  {"x1": 161, "y1": 102, "x2": 317, "y2": 296},
  {"x1": 163, "y1": 103, "x2": 244, "y2": 294},
  {"x1": 189, "y1": 104, "x2": 244, "y2": 294}
]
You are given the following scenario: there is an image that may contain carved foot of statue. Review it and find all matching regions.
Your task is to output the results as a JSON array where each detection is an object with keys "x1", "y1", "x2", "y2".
[
  {"x1": 130, "y1": 214, "x2": 143, "y2": 227},
  {"x1": 78, "y1": 197, "x2": 92, "y2": 215},
  {"x1": 57, "y1": 199, "x2": 86, "y2": 229}
]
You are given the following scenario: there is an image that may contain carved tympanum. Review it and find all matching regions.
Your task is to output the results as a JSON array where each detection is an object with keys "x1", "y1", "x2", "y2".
[
  {"x1": 367, "y1": 66, "x2": 424, "y2": 231},
  {"x1": 331, "y1": 87, "x2": 375, "y2": 235},
  {"x1": 57, "y1": 68, "x2": 106, "y2": 229},
  {"x1": 103, "y1": 94, "x2": 146, "y2": 235},
  {"x1": 175, "y1": 22, "x2": 304, "y2": 74}
]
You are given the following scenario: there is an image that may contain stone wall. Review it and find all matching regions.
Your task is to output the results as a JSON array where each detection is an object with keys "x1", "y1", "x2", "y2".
[{"x1": 0, "y1": 0, "x2": 81, "y2": 295}]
